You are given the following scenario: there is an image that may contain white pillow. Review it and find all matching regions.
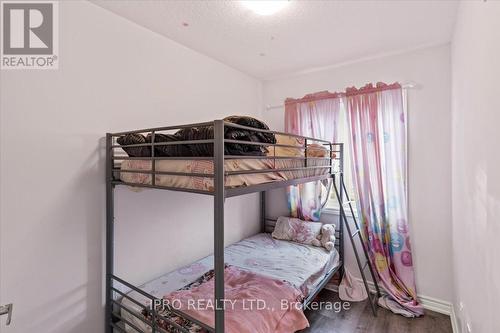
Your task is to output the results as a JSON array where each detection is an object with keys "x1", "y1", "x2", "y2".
[{"x1": 272, "y1": 216, "x2": 322, "y2": 246}]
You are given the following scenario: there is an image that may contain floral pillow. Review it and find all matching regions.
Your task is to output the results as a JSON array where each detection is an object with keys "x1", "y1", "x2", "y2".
[{"x1": 272, "y1": 216, "x2": 322, "y2": 247}]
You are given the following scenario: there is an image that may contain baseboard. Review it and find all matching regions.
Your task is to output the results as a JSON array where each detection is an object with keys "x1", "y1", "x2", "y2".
[
  {"x1": 326, "y1": 278, "x2": 456, "y2": 330},
  {"x1": 450, "y1": 304, "x2": 459, "y2": 333},
  {"x1": 419, "y1": 294, "x2": 452, "y2": 315},
  {"x1": 332, "y1": 278, "x2": 453, "y2": 316}
]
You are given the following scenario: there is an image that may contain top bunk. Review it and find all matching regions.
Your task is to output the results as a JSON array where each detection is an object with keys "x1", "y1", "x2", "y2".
[{"x1": 106, "y1": 117, "x2": 343, "y2": 198}]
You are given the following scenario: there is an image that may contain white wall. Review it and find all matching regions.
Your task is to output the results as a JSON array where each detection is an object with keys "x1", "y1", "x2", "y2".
[
  {"x1": 261, "y1": 45, "x2": 453, "y2": 303},
  {"x1": 451, "y1": 2, "x2": 500, "y2": 332},
  {"x1": 0, "y1": 2, "x2": 262, "y2": 333}
]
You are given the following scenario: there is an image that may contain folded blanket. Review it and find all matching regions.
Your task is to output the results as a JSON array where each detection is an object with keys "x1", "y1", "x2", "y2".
[
  {"x1": 155, "y1": 265, "x2": 309, "y2": 333},
  {"x1": 117, "y1": 116, "x2": 276, "y2": 158},
  {"x1": 174, "y1": 116, "x2": 276, "y2": 157}
]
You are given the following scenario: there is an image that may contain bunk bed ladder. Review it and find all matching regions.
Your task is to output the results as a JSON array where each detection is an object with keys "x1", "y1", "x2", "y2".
[{"x1": 332, "y1": 173, "x2": 382, "y2": 316}]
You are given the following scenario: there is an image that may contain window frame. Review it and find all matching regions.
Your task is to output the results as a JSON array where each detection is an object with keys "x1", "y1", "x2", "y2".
[{"x1": 324, "y1": 101, "x2": 358, "y2": 218}]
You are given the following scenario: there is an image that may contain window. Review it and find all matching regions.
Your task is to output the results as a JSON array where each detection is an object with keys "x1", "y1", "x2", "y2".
[{"x1": 324, "y1": 102, "x2": 358, "y2": 216}]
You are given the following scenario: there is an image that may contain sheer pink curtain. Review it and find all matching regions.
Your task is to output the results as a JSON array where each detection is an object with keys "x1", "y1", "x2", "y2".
[
  {"x1": 346, "y1": 83, "x2": 423, "y2": 316},
  {"x1": 285, "y1": 91, "x2": 343, "y2": 142},
  {"x1": 284, "y1": 92, "x2": 343, "y2": 221},
  {"x1": 284, "y1": 84, "x2": 422, "y2": 316}
]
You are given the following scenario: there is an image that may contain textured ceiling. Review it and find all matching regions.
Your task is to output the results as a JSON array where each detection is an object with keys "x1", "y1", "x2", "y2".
[{"x1": 91, "y1": 0, "x2": 459, "y2": 80}]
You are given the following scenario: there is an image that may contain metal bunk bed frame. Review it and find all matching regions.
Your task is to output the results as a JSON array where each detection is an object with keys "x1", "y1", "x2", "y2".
[{"x1": 105, "y1": 119, "x2": 348, "y2": 333}]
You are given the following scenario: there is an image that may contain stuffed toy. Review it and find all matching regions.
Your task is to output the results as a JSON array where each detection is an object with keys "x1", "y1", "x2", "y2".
[{"x1": 320, "y1": 224, "x2": 336, "y2": 251}]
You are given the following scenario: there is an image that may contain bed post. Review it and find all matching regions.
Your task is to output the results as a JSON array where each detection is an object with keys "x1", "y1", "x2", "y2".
[
  {"x1": 213, "y1": 120, "x2": 225, "y2": 333},
  {"x1": 105, "y1": 133, "x2": 114, "y2": 333},
  {"x1": 339, "y1": 143, "x2": 345, "y2": 278},
  {"x1": 260, "y1": 191, "x2": 266, "y2": 233}
]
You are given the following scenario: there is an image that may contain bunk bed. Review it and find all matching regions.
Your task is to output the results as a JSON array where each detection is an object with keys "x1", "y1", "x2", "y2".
[{"x1": 106, "y1": 119, "x2": 347, "y2": 333}]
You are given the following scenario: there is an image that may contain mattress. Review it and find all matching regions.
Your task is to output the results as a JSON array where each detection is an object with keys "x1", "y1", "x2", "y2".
[
  {"x1": 119, "y1": 158, "x2": 335, "y2": 191},
  {"x1": 119, "y1": 233, "x2": 339, "y2": 332}
]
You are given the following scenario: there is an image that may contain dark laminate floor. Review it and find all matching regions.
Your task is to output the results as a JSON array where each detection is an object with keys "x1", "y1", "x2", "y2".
[{"x1": 299, "y1": 290, "x2": 453, "y2": 333}]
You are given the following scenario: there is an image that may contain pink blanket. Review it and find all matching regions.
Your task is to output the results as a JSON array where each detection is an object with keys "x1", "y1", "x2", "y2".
[{"x1": 164, "y1": 266, "x2": 309, "y2": 333}]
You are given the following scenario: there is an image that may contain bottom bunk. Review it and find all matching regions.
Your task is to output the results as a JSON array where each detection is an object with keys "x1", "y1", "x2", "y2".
[{"x1": 112, "y1": 233, "x2": 341, "y2": 333}]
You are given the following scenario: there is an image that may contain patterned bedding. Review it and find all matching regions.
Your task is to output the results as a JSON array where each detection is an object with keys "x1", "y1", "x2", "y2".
[
  {"x1": 143, "y1": 265, "x2": 309, "y2": 333},
  {"x1": 119, "y1": 158, "x2": 335, "y2": 191},
  {"x1": 119, "y1": 233, "x2": 339, "y2": 332}
]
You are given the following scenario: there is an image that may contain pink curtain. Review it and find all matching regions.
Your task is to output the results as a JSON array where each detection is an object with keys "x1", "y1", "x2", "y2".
[
  {"x1": 346, "y1": 83, "x2": 423, "y2": 316},
  {"x1": 284, "y1": 92, "x2": 342, "y2": 221},
  {"x1": 285, "y1": 91, "x2": 343, "y2": 141},
  {"x1": 283, "y1": 83, "x2": 422, "y2": 316}
]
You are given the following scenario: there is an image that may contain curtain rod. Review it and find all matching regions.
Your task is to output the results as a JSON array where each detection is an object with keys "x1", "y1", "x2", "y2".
[{"x1": 265, "y1": 82, "x2": 418, "y2": 111}]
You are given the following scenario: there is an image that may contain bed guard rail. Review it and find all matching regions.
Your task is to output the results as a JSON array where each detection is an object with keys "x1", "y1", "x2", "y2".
[
  {"x1": 106, "y1": 120, "x2": 344, "y2": 195},
  {"x1": 110, "y1": 275, "x2": 215, "y2": 333}
]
